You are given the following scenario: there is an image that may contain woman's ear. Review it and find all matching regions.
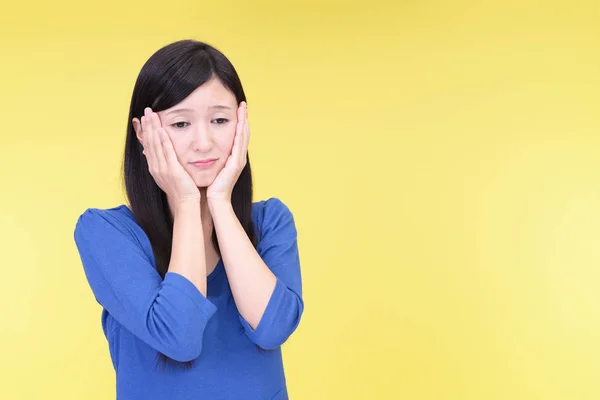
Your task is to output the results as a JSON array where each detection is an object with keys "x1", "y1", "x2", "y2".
[{"x1": 132, "y1": 118, "x2": 144, "y2": 146}]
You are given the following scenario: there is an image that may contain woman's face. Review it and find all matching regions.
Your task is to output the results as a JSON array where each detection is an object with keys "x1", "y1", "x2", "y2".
[{"x1": 146, "y1": 79, "x2": 239, "y2": 188}]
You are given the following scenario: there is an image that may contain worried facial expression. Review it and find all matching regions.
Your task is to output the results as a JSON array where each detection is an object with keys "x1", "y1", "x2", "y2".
[{"x1": 137, "y1": 78, "x2": 239, "y2": 188}]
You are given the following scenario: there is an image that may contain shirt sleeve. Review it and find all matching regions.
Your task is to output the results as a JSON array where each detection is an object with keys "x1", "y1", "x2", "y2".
[
  {"x1": 238, "y1": 198, "x2": 304, "y2": 349},
  {"x1": 73, "y1": 208, "x2": 217, "y2": 362}
]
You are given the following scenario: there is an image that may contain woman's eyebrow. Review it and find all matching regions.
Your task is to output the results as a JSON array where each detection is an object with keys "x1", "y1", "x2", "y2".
[
  {"x1": 165, "y1": 105, "x2": 232, "y2": 115},
  {"x1": 165, "y1": 108, "x2": 195, "y2": 115}
]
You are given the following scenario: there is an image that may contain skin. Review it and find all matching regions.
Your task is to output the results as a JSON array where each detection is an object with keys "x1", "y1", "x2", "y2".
[{"x1": 131, "y1": 78, "x2": 277, "y2": 329}]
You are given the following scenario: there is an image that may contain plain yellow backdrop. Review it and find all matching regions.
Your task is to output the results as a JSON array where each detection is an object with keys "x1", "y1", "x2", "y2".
[{"x1": 1, "y1": 0, "x2": 600, "y2": 399}]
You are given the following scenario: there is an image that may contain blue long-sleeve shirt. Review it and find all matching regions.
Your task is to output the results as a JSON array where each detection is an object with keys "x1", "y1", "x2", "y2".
[{"x1": 73, "y1": 197, "x2": 303, "y2": 400}]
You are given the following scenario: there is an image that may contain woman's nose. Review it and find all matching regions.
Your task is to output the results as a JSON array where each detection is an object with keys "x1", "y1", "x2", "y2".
[{"x1": 192, "y1": 126, "x2": 213, "y2": 151}]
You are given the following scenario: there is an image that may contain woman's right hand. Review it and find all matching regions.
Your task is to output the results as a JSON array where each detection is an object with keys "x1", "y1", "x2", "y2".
[{"x1": 133, "y1": 107, "x2": 200, "y2": 204}]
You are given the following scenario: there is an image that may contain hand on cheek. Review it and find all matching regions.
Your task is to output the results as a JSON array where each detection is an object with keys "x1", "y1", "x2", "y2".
[
  {"x1": 133, "y1": 108, "x2": 200, "y2": 204},
  {"x1": 206, "y1": 102, "x2": 249, "y2": 202}
]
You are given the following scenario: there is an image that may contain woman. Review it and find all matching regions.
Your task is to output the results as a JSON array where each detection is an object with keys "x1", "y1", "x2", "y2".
[{"x1": 73, "y1": 39, "x2": 304, "y2": 400}]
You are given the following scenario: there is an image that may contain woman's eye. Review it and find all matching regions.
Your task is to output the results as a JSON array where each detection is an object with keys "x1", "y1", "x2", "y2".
[
  {"x1": 171, "y1": 121, "x2": 189, "y2": 129},
  {"x1": 212, "y1": 118, "x2": 229, "y2": 125}
]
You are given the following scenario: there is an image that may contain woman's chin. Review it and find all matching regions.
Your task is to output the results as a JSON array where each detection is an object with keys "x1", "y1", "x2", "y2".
[
  {"x1": 187, "y1": 167, "x2": 219, "y2": 189},
  {"x1": 193, "y1": 176, "x2": 217, "y2": 189}
]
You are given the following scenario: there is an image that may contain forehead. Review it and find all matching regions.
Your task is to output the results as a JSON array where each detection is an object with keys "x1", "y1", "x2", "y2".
[{"x1": 166, "y1": 79, "x2": 237, "y2": 112}]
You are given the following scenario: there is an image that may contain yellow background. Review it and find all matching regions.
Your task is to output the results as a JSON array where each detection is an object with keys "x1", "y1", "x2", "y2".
[{"x1": 2, "y1": 0, "x2": 599, "y2": 399}]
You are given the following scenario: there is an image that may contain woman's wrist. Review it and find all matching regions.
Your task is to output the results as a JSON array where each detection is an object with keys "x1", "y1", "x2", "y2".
[{"x1": 173, "y1": 198, "x2": 202, "y2": 219}]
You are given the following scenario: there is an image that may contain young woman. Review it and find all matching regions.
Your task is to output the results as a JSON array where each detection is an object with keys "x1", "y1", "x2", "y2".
[{"x1": 73, "y1": 39, "x2": 304, "y2": 400}]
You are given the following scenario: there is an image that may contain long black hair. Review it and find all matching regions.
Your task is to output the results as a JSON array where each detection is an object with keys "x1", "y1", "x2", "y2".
[{"x1": 120, "y1": 39, "x2": 257, "y2": 370}]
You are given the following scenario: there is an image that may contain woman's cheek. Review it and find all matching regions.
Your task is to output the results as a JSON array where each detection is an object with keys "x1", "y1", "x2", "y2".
[{"x1": 217, "y1": 130, "x2": 235, "y2": 155}]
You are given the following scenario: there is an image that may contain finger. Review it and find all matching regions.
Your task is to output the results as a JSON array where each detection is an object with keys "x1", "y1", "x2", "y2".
[
  {"x1": 144, "y1": 109, "x2": 158, "y2": 167},
  {"x1": 150, "y1": 111, "x2": 166, "y2": 162},
  {"x1": 241, "y1": 104, "x2": 250, "y2": 163},
  {"x1": 237, "y1": 104, "x2": 247, "y2": 156},
  {"x1": 141, "y1": 114, "x2": 157, "y2": 169},
  {"x1": 153, "y1": 109, "x2": 164, "y2": 130},
  {"x1": 235, "y1": 103, "x2": 248, "y2": 165},
  {"x1": 153, "y1": 112, "x2": 181, "y2": 175},
  {"x1": 147, "y1": 109, "x2": 165, "y2": 173},
  {"x1": 229, "y1": 104, "x2": 244, "y2": 162},
  {"x1": 157, "y1": 125, "x2": 178, "y2": 168}
]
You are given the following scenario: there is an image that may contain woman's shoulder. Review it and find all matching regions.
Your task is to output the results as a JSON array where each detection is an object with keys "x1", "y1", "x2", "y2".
[
  {"x1": 76, "y1": 204, "x2": 135, "y2": 224},
  {"x1": 74, "y1": 204, "x2": 140, "y2": 241},
  {"x1": 252, "y1": 197, "x2": 293, "y2": 221},
  {"x1": 252, "y1": 197, "x2": 297, "y2": 240}
]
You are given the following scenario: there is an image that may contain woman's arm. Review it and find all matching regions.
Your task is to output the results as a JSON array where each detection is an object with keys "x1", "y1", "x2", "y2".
[
  {"x1": 170, "y1": 199, "x2": 208, "y2": 296},
  {"x1": 74, "y1": 205, "x2": 216, "y2": 362},
  {"x1": 210, "y1": 199, "x2": 276, "y2": 327},
  {"x1": 209, "y1": 197, "x2": 304, "y2": 349}
]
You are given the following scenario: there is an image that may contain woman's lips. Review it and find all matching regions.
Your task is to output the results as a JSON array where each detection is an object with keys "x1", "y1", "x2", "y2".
[{"x1": 190, "y1": 159, "x2": 217, "y2": 168}]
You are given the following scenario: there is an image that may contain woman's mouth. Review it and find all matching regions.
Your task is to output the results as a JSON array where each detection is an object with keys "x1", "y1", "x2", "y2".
[{"x1": 190, "y1": 159, "x2": 217, "y2": 168}]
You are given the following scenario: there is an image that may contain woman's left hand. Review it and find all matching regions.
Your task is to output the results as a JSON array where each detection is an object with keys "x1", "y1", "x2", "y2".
[{"x1": 207, "y1": 101, "x2": 250, "y2": 202}]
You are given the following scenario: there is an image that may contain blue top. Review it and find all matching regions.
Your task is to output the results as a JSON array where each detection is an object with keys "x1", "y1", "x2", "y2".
[{"x1": 73, "y1": 198, "x2": 303, "y2": 400}]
